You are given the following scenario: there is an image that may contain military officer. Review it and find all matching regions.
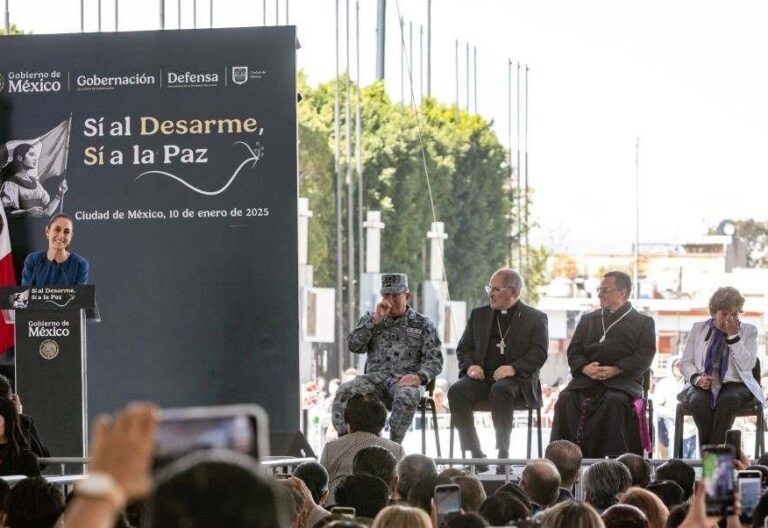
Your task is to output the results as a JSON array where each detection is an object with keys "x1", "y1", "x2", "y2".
[{"x1": 332, "y1": 273, "x2": 443, "y2": 444}]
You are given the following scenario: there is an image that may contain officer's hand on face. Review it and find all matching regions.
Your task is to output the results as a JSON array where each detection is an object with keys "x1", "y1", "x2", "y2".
[
  {"x1": 724, "y1": 314, "x2": 740, "y2": 336},
  {"x1": 467, "y1": 365, "x2": 485, "y2": 380},
  {"x1": 398, "y1": 374, "x2": 421, "y2": 387},
  {"x1": 373, "y1": 299, "x2": 392, "y2": 324}
]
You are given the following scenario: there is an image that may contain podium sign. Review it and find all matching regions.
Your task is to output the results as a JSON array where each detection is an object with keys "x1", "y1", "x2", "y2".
[{"x1": 0, "y1": 286, "x2": 97, "y2": 457}]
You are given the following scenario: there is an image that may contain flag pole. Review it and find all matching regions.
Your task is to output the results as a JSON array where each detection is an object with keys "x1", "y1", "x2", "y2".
[{"x1": 59, "y1": 115, "x2": 74, "y2": 214}]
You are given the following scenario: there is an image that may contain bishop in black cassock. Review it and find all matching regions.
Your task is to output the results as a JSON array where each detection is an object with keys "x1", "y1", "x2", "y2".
[{"x1": 550, "y1": 271, "x2": 656, "y2": 458}]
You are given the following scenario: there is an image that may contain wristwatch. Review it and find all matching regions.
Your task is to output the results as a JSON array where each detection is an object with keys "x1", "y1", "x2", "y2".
[{"x1": 74, "y1": 472, "x2": 127, "y2": 511}]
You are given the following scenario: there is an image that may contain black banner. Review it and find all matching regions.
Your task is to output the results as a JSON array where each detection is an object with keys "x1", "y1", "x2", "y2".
[{"x1": 0, "y1": 27, "x2": 299, "y2": 437}]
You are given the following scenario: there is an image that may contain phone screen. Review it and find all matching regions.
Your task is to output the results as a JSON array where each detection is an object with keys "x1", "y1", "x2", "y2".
[
  {"x1": 154, "y1": 407, "x2": 262, "y2": 471},
  {"x1": 435, "y1": 485, "x2": 461, "y2": 526},
  {"x1": 702, "y1": 447, "x2": 735, "y2": 517},
  {"x1": 739, "y1": 473, "x2": 761, "y2": 522}
]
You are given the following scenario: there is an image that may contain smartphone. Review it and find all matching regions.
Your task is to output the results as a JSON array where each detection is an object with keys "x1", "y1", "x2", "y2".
[
  {"x1": 154, "y1": 404, "x2": 268, "y2": 471},
  {"x1": 330, "y1": 507, "x2": 356, "y2": 518},
  {"x1": 725, "y1": 429, "x2": 742, "y2": 456},
  {"x1": 738, "y1": 470, "x2": 762, "y2": 524},
  {"x1": 701, "y1": 445, "x2": 735, "y2": 517},
  {"x1": 435, "y1": 484, "x2": 462, "y2": 527}
]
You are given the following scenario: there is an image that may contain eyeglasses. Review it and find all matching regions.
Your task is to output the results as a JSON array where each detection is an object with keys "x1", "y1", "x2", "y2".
[
  {"x1": 596, "y1": 287, "x2": 620, "y2": 294},
  {"x1": 485, "y1": 286, "x2": 511, "y2": 294}
]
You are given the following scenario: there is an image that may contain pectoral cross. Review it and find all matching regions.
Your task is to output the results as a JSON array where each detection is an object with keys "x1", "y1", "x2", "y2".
[{"x1": 496, "y1": 340, "x2": 506, "y2": 355}]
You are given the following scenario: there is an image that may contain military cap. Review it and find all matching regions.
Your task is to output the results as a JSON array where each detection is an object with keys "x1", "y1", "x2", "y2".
[{"x1": 380, "y1": 273, "x2": 408, "y2": 294}]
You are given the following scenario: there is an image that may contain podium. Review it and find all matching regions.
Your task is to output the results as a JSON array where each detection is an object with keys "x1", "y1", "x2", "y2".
[{"x1": 0, "y1": 285, "x2": 99, "y2": 457}]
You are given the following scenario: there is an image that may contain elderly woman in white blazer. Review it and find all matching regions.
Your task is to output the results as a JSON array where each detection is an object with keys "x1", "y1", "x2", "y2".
[{"x1": 679, "y1": 287, "x2": 765, "y2": 448}]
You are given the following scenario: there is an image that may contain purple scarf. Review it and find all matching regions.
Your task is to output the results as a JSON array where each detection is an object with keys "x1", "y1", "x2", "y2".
[{"x1": 703, "y1": 318, "x2": 729, "y2": 408}]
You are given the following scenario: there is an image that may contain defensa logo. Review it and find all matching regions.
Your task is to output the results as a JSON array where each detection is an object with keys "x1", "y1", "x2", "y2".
[
  {"x1": 5, "y1": 70, "x2": 63, "y2": 93},
  {"x1": 232, "y1": 66, "x2": 248, "y2": 85},
  {"x1": 166, "y1": 70, "x2": 220, "y2": 88}
]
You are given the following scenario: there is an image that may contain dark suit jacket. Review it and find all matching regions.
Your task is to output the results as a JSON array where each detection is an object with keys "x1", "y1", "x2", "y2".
[{"x1": 455, "y1": 302, "x2": 549, "y2": 407}]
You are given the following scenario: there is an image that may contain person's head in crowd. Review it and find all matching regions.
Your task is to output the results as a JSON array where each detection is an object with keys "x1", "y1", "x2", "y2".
[
  {"x1": 452, "y1": 475, "x2": 486, "y2": 513},
  {"x1": 396, "y1": 454, "x2": 437, "y2": 501},
  {"x1": 495, "y1": 482, "x2": 532, "y2": 511},
  {"x1": 292, "y1": 460, "x2": 329, "y2": 505},
  {"x1": 752, "y1": 493, "x2": 768, "y2": 528},
  {"x1": 535, "y1": 499, "x2": 605, "y2": 528},
  {"x1": 757, "y1": 452, "x2": 768, "y2": 468},
  {"x1": 617, "y1": 453, "x2": 652, "y2": 488},
  {"x1": 545, "y1": 439, "x2": 583, "y2": 488},
  {"x1": 583, "y1": 459, "x2": 632, "y2": 512},
  {"x1": 3, "y1": 476, "x2": 64, "y2": 528},
  {"x1": 601, "y1": 503, "x2": 649, "y2": 528},
  {"x1": 438, "y1": 467, "x2": 466, "y2": 480},
  {"x1": 0, "y1": 397, "x2": 30, "y2": 455},
  {"x1": 314, "y1": 513, "x2": 367, "y2": 528},
  {"x1": 0, "y1": 373, "x2": 13, "y2": 400},
  {"x1": 654, "y1": 460, "x2": 695, "y2": 501},
  {"x1": 646, "y1": 480, "x2": 685, "y2": 509},
  {"x1": 746, "y1": 464, "x2": 768, "y2": 488},
  {"x1": 664, "y1": 503, "x2": 689, "y2": 528},
  {"x1": 334, "y1": 474, "x2": 390, "y2": 521},
  {"x1": 280, "y1": 481, "x2": 308, "y2": 528},
  {"x1": 519, "y1": 459, "x2": 561, "y2": 508},
  {"x1": 353, "y1": 446, "x2": 398, "y2": 492},
  {"x1": 144, "y1": 450, "x2": 289, "y2": 528},
  {"x1": 619, "y1": 487, "x2": 669, "y2": 528},
  {"x1": 446, "y1": 512, "x2": 488, "y2": 528},
  {"x1": 478, "y1": 491, "x2": 530, "y2": 526},
  {"x1": 344, "y1": 393, "x2": 387, "y2": 434},
  {"x1": 342, "y1": 368, "x2": 358, "y2": 383},
  {"x1": 371, "y1": 505, "x2": 431, "y2": 528},
  {"x1": 407, "y1": 474, "x2": 451, "y2": 515}
]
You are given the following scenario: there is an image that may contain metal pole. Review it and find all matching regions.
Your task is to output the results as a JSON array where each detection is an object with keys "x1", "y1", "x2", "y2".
[
  {"x1": 465, "y1": 42, "x2": 469, "y2": 112},
  {"x1": 356, "y1": 0, "x2": 364, "y2": 304},
  {"x1": 375, "y1": 0, "x2": 386, "y2": 80},
  {"x1": 193, "y1": 0, "x2": 196, "y2": 28},
  {"x1": 286, "y1": 0, "x2": 289, "y2": 24},
  {"x1": 524, "y1": 65, "x2": 530, "y2": 272},
  {"x1": 399, "y1": 17, "x2": 404, "y2": 105},
  {"x1": 334, "y1": 0, "x2": 345, "y2": 370},
  {"x1": 3, "y1": 0, "x2": 8, "y2": 33},
  {"x1": 426, "y1": 0, "x2": 431, "y2": 96},
  {"x1": 409, "y1": 21, "x2": 413, "y2": 108},
  {"x1": 634, "y1": 137, "x2": 640, "y2": 301},
  {"x1": 419, "y1": 25, "x2": 423, "y2": 105},
  {"x1": 178, "y1": 0, "x2": 181, "y2": 28},
  {"x1": 210, "y1": 0, "x2": 213, "y2": 27},
  {"x1": 508, "y1": 58, "x2": 513, "y2": 267},
  {"x1": 473, "y1": 46, "x2": 477, "y2": 113},
  {"x1": 98, "y1": 0, "x2": 102, "y2": 31},
  {"x1": 81, "y1": 0, "x2": 85, "y2": 32},
  {"x1": 346, "y1": 0, "x2": 355, "y2": 360},
  {"x1": 115, "y1": 0, "x2": 119, "y2": 31},
  {"x1": 160, "y1": 0, "x2": 165, "y2": 29},
  {"x1": 275, "y1": 0, "x2": 279, "y2": 24},
  {"x1": 263, "y1": 0, "x2": 266, "y2": 25},
  {"x1": 454, "y1": 39, "x2": 459, "y2": 121},
  {"x1": 516, "y1": 62, "x2": 522, "y2": 272}
]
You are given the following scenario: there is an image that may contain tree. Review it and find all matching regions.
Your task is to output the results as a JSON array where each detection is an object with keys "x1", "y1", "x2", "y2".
[
  {"x1": 0, "y1": 24, "x2": 24, "y2": 36},
  {"x1": 708, "y1": 219, "x2": 768, "y2": 268},
  {"x1": 298, "y1": 73, "x2": 540, "y2": 310}
]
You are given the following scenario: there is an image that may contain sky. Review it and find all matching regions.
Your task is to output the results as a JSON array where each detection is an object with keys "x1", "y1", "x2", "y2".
[{"x1": 5, "y1": 0, "x2": 768, "y2": 252}]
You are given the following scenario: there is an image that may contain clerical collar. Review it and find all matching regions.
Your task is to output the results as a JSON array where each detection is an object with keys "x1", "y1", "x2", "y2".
[
  {"x1": 496, "y1": 301, "x2": 519, "y2": 316},
  {"x1": 606, "y1": 302, "x2": 632, "y2": 316}
]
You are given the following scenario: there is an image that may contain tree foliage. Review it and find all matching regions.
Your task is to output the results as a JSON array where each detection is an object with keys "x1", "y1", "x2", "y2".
[
  {"x1": 298, "y1": 72, "x2": 541, "y2": 308},
  {"x1": 708, "y1": 219, "x2": 768, "y2": 268}
]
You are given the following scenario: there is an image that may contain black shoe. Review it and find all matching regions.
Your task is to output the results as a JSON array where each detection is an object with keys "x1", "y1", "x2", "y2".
[
  {"x1": 464, "y1": 454, "x2": 489, "y2": 474},
  {"x1": 496, "y1": 464, "x2": 510, "y2": 475}
]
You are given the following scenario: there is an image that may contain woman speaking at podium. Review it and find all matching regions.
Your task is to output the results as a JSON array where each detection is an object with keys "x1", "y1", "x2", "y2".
[{"x1": 21, "y1": 214, "x2": 89, "y2": 287}]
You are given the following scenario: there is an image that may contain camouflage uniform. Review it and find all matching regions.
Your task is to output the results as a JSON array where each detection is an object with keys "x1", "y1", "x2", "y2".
[{"x1": 332, "y1": 306, "x2": 443, "y2": 443}]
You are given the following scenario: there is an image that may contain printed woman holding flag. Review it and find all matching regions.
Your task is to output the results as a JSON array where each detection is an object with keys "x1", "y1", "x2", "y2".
[{"x1": 0, "y1": 143, "x2": 67, "y2": 218}]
